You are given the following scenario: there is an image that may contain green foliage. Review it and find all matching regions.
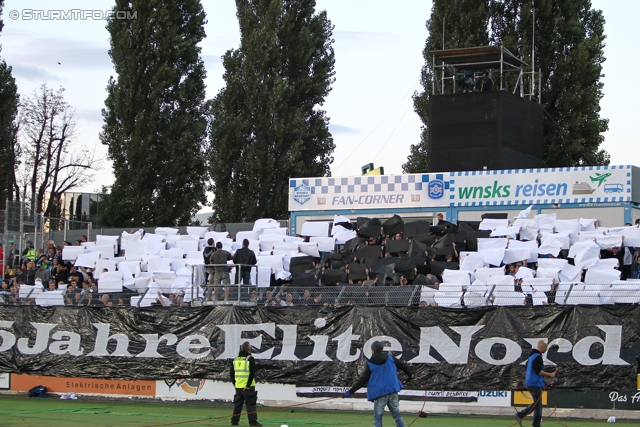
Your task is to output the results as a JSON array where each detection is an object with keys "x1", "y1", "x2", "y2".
[
  {"x1": 209, "y1": 0, "x2": 335, "y2": 223},
  {"x1": 100, "y1": 0, "x2": 209, "y2": 227},
  {"x1": 0, "y1": 0, "x2": 20, "y2": 207},
  {"x1": 491, "y1": 0, "x2": 609, "y2": 166},
  {"x1": 405, "y1": 0, "x2": 490, "y2": 173},
  {"x1": 408, "y1": 0, "x2": 608, "y2": 172},
  {"x1": 0, "y1": 59, "x2": 19, "y2": 207}
]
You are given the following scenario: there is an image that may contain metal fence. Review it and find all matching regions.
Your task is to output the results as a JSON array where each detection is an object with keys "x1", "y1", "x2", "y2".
[{"x1": 4, "y1": 282, "x2": 640, "y2": 308}]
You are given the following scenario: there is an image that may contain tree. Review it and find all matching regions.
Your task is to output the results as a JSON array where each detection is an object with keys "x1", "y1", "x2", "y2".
[
  {"x1": 209, "y1": 0, "x2": 335, "y2": 223},
  {"x1": 491, "y1": 0, "x2": 609, "y2": 166},
  {"x1": 405, "y1": 0, "x2": 490, "y2": 173},
  {"x1": 17, "y1": 83, "x2": 99, "y2": 217},
  {"x1": 0, "y1": 0, "x2": 20, "y2": 207},
  {"x1": 100, "y1": 0, "x2": 209, "y2": 227},
  {"x1": 407, "y1": 0, "x2": 608, "y2": 172}
]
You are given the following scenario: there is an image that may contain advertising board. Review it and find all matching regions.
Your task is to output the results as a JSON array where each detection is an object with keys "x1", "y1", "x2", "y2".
[{"x1": 288, "y1": 166, "x2": 632, "y2": 211}]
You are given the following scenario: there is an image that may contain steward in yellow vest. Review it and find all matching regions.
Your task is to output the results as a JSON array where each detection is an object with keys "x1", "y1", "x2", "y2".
[{"x1": 230, "y1": 341, "x2": 261, "y2": 426}]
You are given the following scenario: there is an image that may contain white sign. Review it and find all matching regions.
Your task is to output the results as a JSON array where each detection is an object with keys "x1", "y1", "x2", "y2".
[
  {"x1": 0, "y1": 373, "x2": 9, "y2": 389},
  {"x1": 288, "y1": 165, "x2": 633, "y2": 211}
]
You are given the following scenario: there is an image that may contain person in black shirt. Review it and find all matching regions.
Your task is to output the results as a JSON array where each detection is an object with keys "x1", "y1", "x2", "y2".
[{"x1": 233, "y1": 239, "x2": 257, "y2": 285}]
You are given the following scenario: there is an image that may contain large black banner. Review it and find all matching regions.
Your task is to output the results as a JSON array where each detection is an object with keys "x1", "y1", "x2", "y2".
[{"x1": 0, "y1": 305, "x2": 639, "y2": 391}]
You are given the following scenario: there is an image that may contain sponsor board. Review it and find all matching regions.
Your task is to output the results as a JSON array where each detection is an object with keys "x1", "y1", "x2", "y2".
[
  {"x1": 0, "y1": 372, "x2": 9, "y2": 390},
  {"x1": 288, "y1": 165, "x2": 633, "y2": 211},
  {"x1": 10, "y1": 374, "x2": 155, "y2": 396},
  {"x1": 156, "y1": 378, "x2": 220, "y2": 400},
  {"x1": 296, "y1": 387, "x2": 511, "y2": 406},
  {"x1": 512, "y1": 389, "x2": 548, "y2": 406}
]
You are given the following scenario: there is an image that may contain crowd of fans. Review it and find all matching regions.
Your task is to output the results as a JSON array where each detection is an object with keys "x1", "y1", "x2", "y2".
[{"x1": 1, "y1": 208, "x2": 639, "y2": 308}]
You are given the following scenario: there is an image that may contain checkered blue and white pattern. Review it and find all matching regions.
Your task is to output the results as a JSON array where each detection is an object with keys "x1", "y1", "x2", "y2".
[{"x1": 290, "y1": 174, "x2": 442, "y2": 195}]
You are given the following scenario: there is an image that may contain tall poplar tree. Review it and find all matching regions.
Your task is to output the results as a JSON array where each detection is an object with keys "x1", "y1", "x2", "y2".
[
  {"x1": 407, "y1": 0, "x2": 608, "y2": 172},
  {"x1": 0, "y1": 0, "x2": 20, "y2": 207},
  {"x1": 209, "y1": 0, "x2": 335, "y2": 223},
  {"x1": 404, "y1": 0, "x2": 490, "y2": 173},
  {"x1": 491, "y1": 0, "x2": 609, "y2": 166},
  {"x1": 100, "y1": 0, "x2": 209, "y2": 227}
]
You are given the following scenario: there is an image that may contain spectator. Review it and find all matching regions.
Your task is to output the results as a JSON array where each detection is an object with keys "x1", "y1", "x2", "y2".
[
  {"x1": 35, "y1": 262, "x2": 51, "y2": 284},
  {"x1": 300, "y1": 289, "x2": 313, "y2": 305},
  {"x1": 100, "y1": 294, "x2": 112, "y2": 307},
  {"x1": 203, "y1": 238, "x2": 217, "y2": 285},
  {"x1": 0, "y1": 281, "x2": 11, "y2": 300},
  {"x1": 25, "y1": 261, "x2": 37, "y2": 286},
  {"x1": 80, "y1": 281, "x2": 91, "y2": 296},
  {"x1": 233, "y1": 239, "x2": 257, "y2": 285},
  {"x1": 54, "y1": 264, "x2": 69, "y2": 284},
  {"x1": 22, "y1": 240, "x2": 36, "y2": 262},
  {"x1": 69, "y1": 265, "x2": 84, "y2": 283},
  {"x1": 280, "y1": 293, "x2": 294, "y2": 307},
  {"x1": 210, "y1": 241, "x2": 232, "y2": 301}
]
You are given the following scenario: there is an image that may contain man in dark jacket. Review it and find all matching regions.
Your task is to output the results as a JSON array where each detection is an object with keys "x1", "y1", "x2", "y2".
[
  {"x1": 516, "y1": 340, "x2": 556, "y2": 427},
  {"x1": 344, "y1": 341, "x2": 412, "y2": 427},
  {"x1": 203, "y1": 238, "x2": 216, "y2": 285},
  {"x1": 230, "y1": 341, "x2": 261, "y2": 426},
  {"x1": 211, "y1": 242, "x2": 232, "y2": 301},
  {"x1": 233, "y1": 239, "x2": 257, "y2": 285}
]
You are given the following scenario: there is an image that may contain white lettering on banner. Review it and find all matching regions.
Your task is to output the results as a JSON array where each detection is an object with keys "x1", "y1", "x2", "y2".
[
  {"x1": 137, "y1": 334, "x2": 178, "y2": 358},
  {"x1": 272, "y1": 325, "x2": 299, "y2": 361},
  {"x1": 49, "y1": 331, "x2": 84, "y2": 356},
  {"x1": 0, "y1": 321, "x2": 631, "y2": 367},
  {"x1": 17, "y1": 323, "x2": 57, "y2": 355},
  {"x1": 572, "y1": 326, "x2": 628, "y2": 366},
  {"x1": 216, "y1": 323, "x2": 276, "y2": 360},
  {"x1": 0, "y1": 321, "x2": 16, "y2": 351},
  {"x1": 332, "y1": 326, "x2": 361, "y2": 362},
  {"x1": 176, "y1": 335, "x2": 211, "y2": 360},
  {"x1": 610, "y1": 391, "x2": 640, "y2": 404},
  {"x1": 609, "y1": 392, "x2": 628, "y2": 403},
  {"x1": 474, "y1": 337, "x2": 521, "y2": 365},
  {"x1": 409, "y1": 325, "x2": 484, "y2": 364},
  {"x1": 87, "y1": 323, "x2": 131, "y2": 357}
]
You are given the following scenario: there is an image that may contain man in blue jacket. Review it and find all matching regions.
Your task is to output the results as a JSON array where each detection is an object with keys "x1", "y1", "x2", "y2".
[
  {"x1": 516, "y1": 340, "x2": 556, "y2": 427},
  {"x1": 344, "y1": 341, "x2": 412, "y2": 427}
]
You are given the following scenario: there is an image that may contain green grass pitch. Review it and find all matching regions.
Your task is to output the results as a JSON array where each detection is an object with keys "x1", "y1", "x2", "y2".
[{"x1": 0, "y1": 394, "x2": 633, "y2": 427}]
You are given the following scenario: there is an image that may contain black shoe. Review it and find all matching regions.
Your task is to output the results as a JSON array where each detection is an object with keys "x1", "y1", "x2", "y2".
[
  {"x1": 249, "y1": 423, "x2": 263, "y2": 426},
  {"x1": 515, "y1": 415, "x2": 523, "y2": 427},
  {"x1": 231, "y1": 423, "x2": 238, "y2": 426}
]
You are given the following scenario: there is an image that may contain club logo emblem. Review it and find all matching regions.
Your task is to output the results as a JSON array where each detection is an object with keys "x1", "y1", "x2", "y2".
[
  {"x1": 428, "y1": 180, "x2": 444, "y2": 199},
  {"x1": 293, "y1": 184, "x2": 311, "y2": 205}
]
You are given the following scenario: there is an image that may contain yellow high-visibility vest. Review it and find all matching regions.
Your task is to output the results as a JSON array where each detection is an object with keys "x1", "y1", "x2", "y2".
[
  {"x1": 233, "y1": 356, "x2": 255, "y2": 388},
  {"x1": 25, "y1": 248, "x2": 36, "y2": 261}
]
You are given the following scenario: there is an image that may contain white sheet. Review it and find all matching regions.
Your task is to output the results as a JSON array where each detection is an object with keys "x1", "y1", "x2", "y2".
[
  {"x1": 121, "y1": 230, "x2": 142, "y2": 250},
  {"x1": 479, "y1": 218, "x2": 509, "y2": 231},
  {"x1": 253, "y1": 218, "x2": 280, "y2": 231},
  {"x1": 503, "y1": 248, "x2": 531, "y2": 264},
  {"x1": 187, "y1": 226, "x2": 209, "y2": 238},
  {"x1": 479, "y1": 248, "x2": 506, "y2": 266},
  {"x1": 300, "y1": 222, "x2": 331, "y2": 237},
  {"x1": 310, "y1": 236, "x2": 336, "y2": 252},
  {"x1": 74, "y1": 252, "x2": 101, "y2": 268},
  {"x1": 477, "y1": 238, "x2": 508, "y2": 251},
  {"x1": 459, "y1": 252, "x2": 486, "y2": 272},
  {"x1": 442, "y1": 270, "x2": 471, "y2": 286},
  {"x1": 62, "y1": 246, "x2": 85, "y2": 261}
]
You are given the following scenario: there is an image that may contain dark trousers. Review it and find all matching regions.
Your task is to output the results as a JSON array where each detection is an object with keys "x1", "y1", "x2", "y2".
[
  {"x1": 517, "y1": 386, "x2": 543, "y2": 427},
  {"x1": 231, "y1": 387, "x2": 258, "y2": 424}
]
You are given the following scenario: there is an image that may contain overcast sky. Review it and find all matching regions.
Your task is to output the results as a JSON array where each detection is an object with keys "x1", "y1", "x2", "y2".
[{"x1": 1, "y1": 0, "x2": 635, "y2": 206}]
